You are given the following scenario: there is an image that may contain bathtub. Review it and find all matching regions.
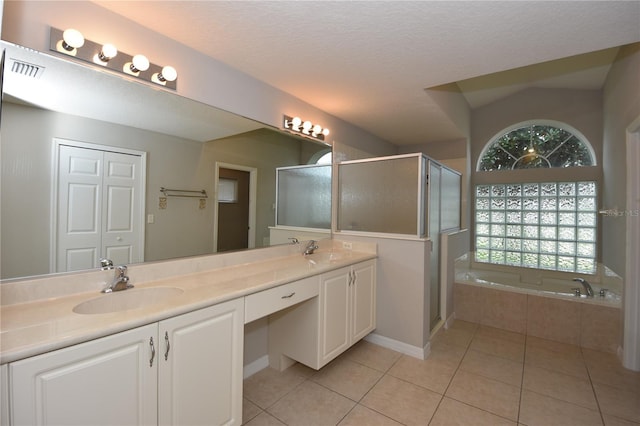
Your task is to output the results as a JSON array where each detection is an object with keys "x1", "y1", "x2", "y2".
[
  {"x1": 455, "y1": 255, "x2": 622, "y2": 307},
  {"x1": 453, "y1": 253, "x2": 622, "y2": 353}
]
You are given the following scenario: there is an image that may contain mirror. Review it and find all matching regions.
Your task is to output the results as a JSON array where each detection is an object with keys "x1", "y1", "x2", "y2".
[{"x1": 0, "y1": 41, "x2": 331, "y2": 280}]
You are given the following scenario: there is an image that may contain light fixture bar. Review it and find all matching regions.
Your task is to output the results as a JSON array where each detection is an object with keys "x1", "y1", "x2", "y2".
[
  {"x1": 283, "y1": 115, "x2": 330, "y2": 142},
  {"x1": 49, "y1": 27, "x2": 177, "y2": 90}
]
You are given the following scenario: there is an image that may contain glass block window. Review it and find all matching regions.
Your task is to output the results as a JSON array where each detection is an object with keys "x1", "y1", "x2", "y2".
[
  {"x1": 478, "y1": 124, "x2": 595, "y2": 171},
  {"x1": 475, "y1": 181, "x2": 597, "y2": 273}
]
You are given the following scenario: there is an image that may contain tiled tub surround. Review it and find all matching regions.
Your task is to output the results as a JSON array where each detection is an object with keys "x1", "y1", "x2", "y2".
[
  {"x1": 0, "y1": 239, "x2": 376, "y2": 364},
  {"x1": 454, "y1": 256, "x2": 623, "y2": 354}
]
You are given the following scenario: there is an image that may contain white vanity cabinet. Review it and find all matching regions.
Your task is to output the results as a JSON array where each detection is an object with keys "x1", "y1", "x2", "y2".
[
  {"x1": 158, "y1": 299, "x2": 243, "y2": 426},
  {"x1": 320, "y1": 260, "x2": 376, "y2": 364},
  {"x1": 269, "y1": 259, "x2": 376, "y2": 370},
  {"x1": 8, "y1": 298, "x2": 244, "y2": 426}
]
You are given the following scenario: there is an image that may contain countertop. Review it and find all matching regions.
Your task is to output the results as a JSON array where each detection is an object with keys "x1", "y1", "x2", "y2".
[{"x1": 0, "y1": 249, "x2": 376, "y2": 364}]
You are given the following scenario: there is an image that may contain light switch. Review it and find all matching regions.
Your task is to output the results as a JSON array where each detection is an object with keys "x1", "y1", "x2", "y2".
[{"x1": 147, "y1": 214, "x2": 155, "y2": 224}]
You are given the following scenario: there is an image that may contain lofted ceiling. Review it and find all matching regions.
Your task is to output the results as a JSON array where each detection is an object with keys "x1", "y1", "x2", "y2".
[{"x1": 93, "y1": 1, "x2": 640, "y2": 146}]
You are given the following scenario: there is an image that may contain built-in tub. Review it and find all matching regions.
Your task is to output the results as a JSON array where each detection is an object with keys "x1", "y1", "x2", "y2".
[{"x1": 453, "y1": 253, "x2": 622, "y2": 353}]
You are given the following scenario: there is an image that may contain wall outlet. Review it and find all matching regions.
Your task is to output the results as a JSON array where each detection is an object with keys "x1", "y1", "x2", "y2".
[{"x1": 342, "y1": 241, "x2": 353, "y2": 250}]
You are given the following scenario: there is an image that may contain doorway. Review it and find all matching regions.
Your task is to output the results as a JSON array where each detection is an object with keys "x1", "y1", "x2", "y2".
[
  {"x1": 52, "y1": 139, "x2": 146, "y2": 272},
  {"x1": 214, "y1": 162, "x2": 257, "y2": 252}
]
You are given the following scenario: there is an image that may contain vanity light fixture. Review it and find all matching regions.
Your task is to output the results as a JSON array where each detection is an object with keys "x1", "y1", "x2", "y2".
[
  {"x1": 124, "y1": 54, "x2": 150, "y2": 76},
  {"x1": 283, "y1": 115, "x2": 330, "y2": 142},
  {"x1": 94, "y1": 43, "x2": 118, "y2": 65},
  {"x1": 152, "y1": 65, "x2": 178, "y2": 85},
  {"x1": 57, "y1": 28, "x2": 85, "y2": 56},
  {"x1": 49, "y1": 27, "x2": 178, "y2": 90}
]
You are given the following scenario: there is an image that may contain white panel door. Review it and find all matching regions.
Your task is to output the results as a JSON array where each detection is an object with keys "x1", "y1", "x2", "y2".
[
  {"x1": 158, "y1": 299, "x2": 244, "y2": 426},
  {"x1": 10, "y1": 324, "x2": 158, "y2": 426},
  {"x1": 57, "y1": 145, "x2": 102, "y2": 272},
  {"x1": 102, "y1": 151, "x2": 143, "y2": 265},
  {"x1": 56, "y1": 143, "x2": 143, "y2": 272}
]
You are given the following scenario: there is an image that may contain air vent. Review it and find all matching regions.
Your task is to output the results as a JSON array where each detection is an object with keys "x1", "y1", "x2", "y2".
[{"x1": 9, "y1": 58, "x2": 45, "y2": 79}]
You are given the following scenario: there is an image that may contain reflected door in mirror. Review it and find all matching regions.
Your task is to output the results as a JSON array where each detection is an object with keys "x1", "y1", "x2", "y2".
[
  {"x1": 56, "y1": 143, "x2": 144, "y2": 271},
  {"x1": 217, "y1": 168, "x2": 250, "y2": 252}
]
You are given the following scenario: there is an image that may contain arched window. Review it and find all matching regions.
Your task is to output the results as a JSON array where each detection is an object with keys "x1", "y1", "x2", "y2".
[
  {"x1": 474, "y1": 122, "x2": 598, "y2": 274},
  {"x1": 478, "y1": 123, "x2": 595, "y2": 171}
]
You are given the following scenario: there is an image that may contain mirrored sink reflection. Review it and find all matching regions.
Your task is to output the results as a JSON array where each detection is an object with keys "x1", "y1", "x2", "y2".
[{"x1": 73, "y1": 287, "x2": 184, "y2": 315}]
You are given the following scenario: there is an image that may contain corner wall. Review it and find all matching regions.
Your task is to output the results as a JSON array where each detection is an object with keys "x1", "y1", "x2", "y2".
[{"x1": 602, "y1": 43, "x2": 640, "y2": 277}]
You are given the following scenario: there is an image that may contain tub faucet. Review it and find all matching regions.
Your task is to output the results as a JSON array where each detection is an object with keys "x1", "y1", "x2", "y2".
[
  {"x1": 303, "y1": 240, "x2": 319, "y2": 256},
  {"x1": 103, "y1": 265, "x2": 133, "y2": 293},
  {"x1": 573, "y1": 278, "x2": 594, "y2": 297}
]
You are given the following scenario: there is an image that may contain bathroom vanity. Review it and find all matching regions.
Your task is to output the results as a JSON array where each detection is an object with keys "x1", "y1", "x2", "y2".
[{"x1": 0, "y1": 241, "x2": 376, "y2": 426}]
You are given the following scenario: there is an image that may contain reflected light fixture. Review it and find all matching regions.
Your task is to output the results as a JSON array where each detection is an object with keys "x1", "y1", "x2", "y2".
[
  {"x1": 49, "y1": 27, "x2": 178, "y2": 90},
  {"x1": 283, "y1": 115, "x2": 330, "y2": 142}
]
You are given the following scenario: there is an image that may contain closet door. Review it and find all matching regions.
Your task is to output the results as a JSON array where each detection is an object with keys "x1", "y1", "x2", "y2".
[
  {"x1": 57, "y1": 145, "x2": 103, "y2": 272},
  {"x1": 56, "y1": 143, "x2": 144, "y2": 272},
  {"x1": 102, "y1": 151, "x2": 143, "y2": 265}
]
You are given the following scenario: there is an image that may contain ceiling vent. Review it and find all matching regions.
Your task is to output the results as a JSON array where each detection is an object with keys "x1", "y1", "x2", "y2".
[{"x1": 8, "y1": 58, "x2": 45, "y2": 79}]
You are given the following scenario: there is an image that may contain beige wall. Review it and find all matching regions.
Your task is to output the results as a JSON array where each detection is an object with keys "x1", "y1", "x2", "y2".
[
  {"x1": 1, "y1": 0, "x2": 396, "y2": 162},
  {"x1": 602, "y1": 43, "x2": 640, "y2": 276}
]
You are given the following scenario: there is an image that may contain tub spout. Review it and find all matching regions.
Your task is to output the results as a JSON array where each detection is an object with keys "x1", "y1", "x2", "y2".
[{"x1": 573, "y1": 278, "x2": 594, "y2": 297}]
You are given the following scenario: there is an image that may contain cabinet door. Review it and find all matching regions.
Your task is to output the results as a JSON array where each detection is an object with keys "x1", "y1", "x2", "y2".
[
  {"x1": 10, "y1": 324, "x2": 158, "y2": 426},
  {"x1": 351, "y1": 260, "x2": 377, "y2": 342},
  {"x1": 320, "y1": 266, "x2": 351, "y2": 364},
  {"x1": 158, "y1": 299, "x2": 244, "y2": 426}
]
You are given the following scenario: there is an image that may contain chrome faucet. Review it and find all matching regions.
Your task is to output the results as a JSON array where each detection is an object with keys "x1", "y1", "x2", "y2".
[
  {"x1": 103, "y1": 265, "x2": 133, "y2": 293},
  {"x1": 303, "y1": 240, "x2": 319, "y2": 256},
  {"x1": 573, "y1": 278, "x2": 594, "y2": 297}
]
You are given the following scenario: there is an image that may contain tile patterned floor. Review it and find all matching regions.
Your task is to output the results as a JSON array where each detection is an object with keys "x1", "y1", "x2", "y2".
[{"x1": 242, "y1": 321, "x2": 640, "y2": 426}]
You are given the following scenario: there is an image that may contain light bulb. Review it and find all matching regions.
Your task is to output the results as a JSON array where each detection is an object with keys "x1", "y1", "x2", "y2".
[
  {"x1": 158, "y1": 65, "x2": 177, "y2": 82},
  {"x1": 130, "y1": 54, "x2": 150, "y2": 73},
  {"x1": 302, "y1": 121, "x2": 312, "y2": 134},
  {"x1": 291, "y1": 117, "x2": 302, "y2": 131},
  {"x1": 61, "y1": 29, "x2": 84, "y2": 52},
  {"x1": 322, "y1": 128, "x2": 330, "y2": 137},
  {"x1": 98, "y1": 44, "x2": 118, "y2": 62},
  {"x1": 312, "y1": 124, "x2": 322, "y2": 136}
]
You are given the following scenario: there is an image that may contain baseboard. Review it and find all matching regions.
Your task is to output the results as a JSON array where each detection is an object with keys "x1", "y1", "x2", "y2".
[
  {"x1": 243, "y1": 354, "x2": 269, "y2": 379},
  {"x1": 365, "y1": 333, "x2": 431, "y2": 360}
]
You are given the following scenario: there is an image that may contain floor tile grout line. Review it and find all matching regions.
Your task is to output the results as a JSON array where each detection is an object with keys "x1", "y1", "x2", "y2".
[
  {"x1": 427, "y1": 323, "x2": 477, "y2": 425},
  {"x1": 581, "y1": 346, "x2": 607, "y2": 425}
]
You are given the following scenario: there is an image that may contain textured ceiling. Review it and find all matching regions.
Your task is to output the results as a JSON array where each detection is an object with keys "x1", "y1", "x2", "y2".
[{"x1": 93, "y1": 1, "x2": 640, "y2": 145}]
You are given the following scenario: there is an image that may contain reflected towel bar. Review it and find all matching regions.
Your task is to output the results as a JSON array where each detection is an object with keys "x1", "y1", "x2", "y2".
[{"x1": 160, "y1": 187, "x2": 208, "y2": 198}]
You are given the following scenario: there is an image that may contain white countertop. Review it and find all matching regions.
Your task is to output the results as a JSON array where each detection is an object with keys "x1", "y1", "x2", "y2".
[{"x1": 0, "y1": 248, "x2": 376, "y2": 364}]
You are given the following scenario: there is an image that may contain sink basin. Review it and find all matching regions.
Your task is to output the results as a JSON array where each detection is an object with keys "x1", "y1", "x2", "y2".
[
  {"x1": 305, "y1": 252, "x2": 347, "y2": 264},
  {"x1": 73, "y1": 287, "x2": 184, "y2": 315}
]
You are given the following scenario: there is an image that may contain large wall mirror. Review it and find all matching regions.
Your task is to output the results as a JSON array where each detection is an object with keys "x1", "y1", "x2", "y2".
[{"x1": 0, "y1": 41, "x2": 331, "y2": 280}]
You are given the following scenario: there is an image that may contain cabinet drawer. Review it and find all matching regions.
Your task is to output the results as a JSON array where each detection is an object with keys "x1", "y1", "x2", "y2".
[{"x1": 245, "y1": 276, "x2": 319, "y2": 323}]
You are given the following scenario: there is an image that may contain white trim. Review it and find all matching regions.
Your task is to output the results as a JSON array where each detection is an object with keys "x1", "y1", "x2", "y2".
[
  {"x1": 623, "y1": 115, "x2": 640, "y2": 371},
  {"x1": 364, "y1": 333, "x2": 431, "y2": 360},
  {"x1": 243, "y1": 355, "x2": 269, "y2": 379},
  {"x1": 213, "y1": 162, "x2": 257, "y2": 252},
  {"x1": 50, "y1": 138, "x2": 147, "y2": 273}
]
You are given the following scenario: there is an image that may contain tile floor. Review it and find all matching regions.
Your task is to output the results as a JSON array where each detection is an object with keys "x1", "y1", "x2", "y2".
[{"x1": 242, "y1": 320, "x2": 640, "y2": 426}]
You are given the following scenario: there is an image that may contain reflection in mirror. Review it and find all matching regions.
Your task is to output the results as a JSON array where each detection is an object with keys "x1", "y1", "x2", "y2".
[
  {"x1": 276, "y1": 164, "x2": 332, "y2": 229},
  {"x1": 0, "y1": 42, "x2": 331, "y2": 280}
]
